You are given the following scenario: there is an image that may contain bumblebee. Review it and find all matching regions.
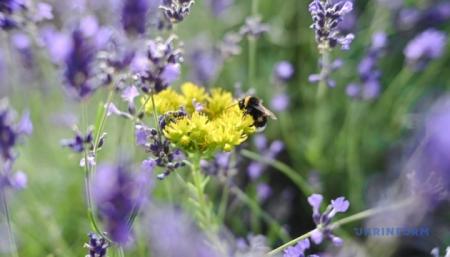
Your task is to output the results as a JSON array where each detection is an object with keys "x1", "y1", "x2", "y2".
[{"x1": 238, "y1": 96, "x2": 277, "y2": 131}]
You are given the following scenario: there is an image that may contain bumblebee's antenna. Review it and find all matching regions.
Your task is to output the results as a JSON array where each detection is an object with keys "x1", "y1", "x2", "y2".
[{"x1": 224, "y1": 100, "x2": 239, "y2": 111}]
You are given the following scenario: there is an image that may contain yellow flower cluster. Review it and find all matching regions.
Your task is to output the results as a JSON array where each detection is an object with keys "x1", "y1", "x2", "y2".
[{"x1": 143, "y1": 82, "x2": 256, "y2": 155}]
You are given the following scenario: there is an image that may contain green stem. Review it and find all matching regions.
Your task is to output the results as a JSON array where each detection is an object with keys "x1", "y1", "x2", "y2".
[
  {"x1": 118, "y1": 246, "x2": 125, "y2": 257},
  {"x1": 316, "y1": 50, "x2": 331, "y2": 100},
  {"x1": 83, "y1": 162, "x2": 104, "y2": 238},
  {"x1": 127, "y1": 94, "x2": 157, "y2": 227},
  {"x1": 217, "y1": 183, "x2": 229, "y2": 223},
  {"x1": 373, "y1": 68, "x2": 412, "y2": 118},
  {"x1": 268, "y1": 230, "x2": 316, "y2": 256},
  {"x1": 248, "y1": 37, "x2": 257, "y2": 89},
  {"x1": 251, "y1": 0, "x2": 259, "y2": 15},
  {"x1": 93, "y1": 89, "x2": 114, "y2": 153},
  {"x1": 241, "y1": 150, "x2": 313, "y2": 195},
  {"x1": 190, "y1": 154, "x2": 215, "y2": 230},
  {"x1": 248, "y1": 0, "x2": 259, "y2": 89},
  {"x1": 0, "y1": 188, "x2": 19, "y2": 257},
  {"x1": 187, "y1": 155, "x2": 229, "y2": 255},
  {"x1": 81, "y1": 103, "x2": 112, "y2": 243},
  {"x1": 345, "y1": 102, "x2": 364, "y2": 211},
  {"x1": 150, "y1": 93, "x2": 162, "y2": 141},
  {"x1": 267, "y1": 199, "x2": 413, "y2": 256},
  {"x1": 136, "y1": 94, "x2": 151, "y2": 120}
]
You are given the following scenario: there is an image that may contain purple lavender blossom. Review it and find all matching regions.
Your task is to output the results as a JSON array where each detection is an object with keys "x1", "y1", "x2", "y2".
[
  {"x1": 423, "y1": 2, "x2": 450, "y2": 25},
  {"x1": 121, "y1": 0, "x2": 149, "y2": 35},
  {"x1": 11, "y1": 32, "x2": 33, "y2": 67},
  {"x1": 339, "y1": 12, "x2": 356, "y2": 33},
  {"x1": 270, "y1": 93, "x2": 289, "y2": 112},
  {"x1": 309, "y1": 0, "x2": 354, "y2": 51},
  {"x1": 283, "y1": 239, "x2": 319, "y2": 257},
  {"x1": 146, "y1": 205, "x2": 220, "y2": 257},
  {"x1": 307, "y1": 194, "x2": 349, "y2": 246},
  {"x1": 121, "y1": 86, "x2": 140, "y2": 105},
  {"x1": 41, "y1": 27, "x2": 72, "y2": 63},
  {"x1": 201, "y1": 151, "x2": 234, "y2": 177},
  {"x1": 136, "y1": 36, "x2": 183, "y2": 93},
  {"x1": 248, "y1": 162, "x2": 264, "y2": 180},
  {"x1": 397, "y1": 8, "x2": 421, "y2": 31},
  {"x1": 135, "y1": 121, "x2": 185, "y2": 179},
  {"x1": 188, "y1": 43, "x2": 223, "y2": 86},
  {"x1": 0, "y1": 0, "x2": 25, "y2": 30},
  {"x1": 404, "y1": 29, "x2": 447, "y2": 70},
  {"x1": 234, "y1": 235, "x2": 270, "y2": 257},
  {"x1": 0, "y1": 102, "x2": 32, "y2": 161},
  {"x1": 92, "y1": 162, "x2": 152, "y2": 244},
  {"x1": 204, "y1": 0, "x2": 233, "y2": 17},
  {"x1": 256, "y1": 183, "x2": 272, "y2": 202},
  {"x1": 219, "y1": 32, "x2": 242, "y2": 59},
  {"x1": 84, "y1": 233, "x2": 109, "y2": 257},
  {"x1": 239, "y1": 16, "x2": 269, "y2": 38},
  {"x1": 274, "y1": 61, "x2": 294, "y2": 83},
  {"x1": 160, "y1": 0, "x2": 195, "y2": 23},
  {"x1": 34, "y1": 2, "x2": 53, "y2": 22},
  {"x1": 1, "y1": 161, "x2": 28, "y2": 190},
  {"x1": 347, "y1": 32, "x2": 387, "y2": 100},
  {"x1": 309, "y1": 58, "x2": 343, "y2": 88},
  {"x1": 63, "y1": 24, "x2": 98, "y2": 99},
  {"x1": 0, "y1": 103, "x2": 31, "y2": 191},
  {"x1": 161, "y1": 63, "x2": 181, "y2": 84},
  {"x1": 61, "y1": 127, "x2": 106, "y2": 153},
  {"x1": 408, "y1": 97, "x2": 450, "y2": 203},
  {"x1": 247, "y1": 136, "x2": 284, "y2": 180},
  {"x1": 398, "y1": 3, "x2": 450, "y2": 31}
]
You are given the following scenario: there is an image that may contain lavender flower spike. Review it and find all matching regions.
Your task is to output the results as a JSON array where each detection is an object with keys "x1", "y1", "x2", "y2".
[
  {"x1": 307, "y1": 194, "x2": 350, "y2": 246},
  {"x1": 307, "y1": 194, "x2": 323, "y2": 221},
  {"x1": 0, "y1": 101, "x2": 33, "y2": 161},
  {"x1": 84, "y1": 233, "x2": 109, "y2": 257},
  {"x1": 135, "y1": 36, "x2": 183, "y2": 93},
  {"x1": 63, "y1": 26, "x2": 97, "y2": 99},
  {"x1": 309, "y1": 0, "x2": 355, "y2": 52},
  {"x1": 274, "y1": 61, "x2": 294, "y2": 83},
  {"x1": 404, "y1": 29, "x2": 447, "y2": 70},
  {"x1": 160, "y1": 0, "x2": 195, "y2": 24},
  {"x1": 92, "y1": 162, "x2": 152, "y2": 244},
  {"x1": 283, "y1": 239, "x2": 319, "y2": 257},
  {"x1": 121, "y1": 0, "x2": 149, "y2": 35},
  {"x1": 329, "y1": 196, "x2": 350, "y2": 218}
]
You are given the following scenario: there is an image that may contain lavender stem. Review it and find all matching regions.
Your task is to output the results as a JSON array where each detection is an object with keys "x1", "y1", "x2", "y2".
[
  {"x1": 118, "y1": 246, "x2": 125, "y2": 257},
  {"x1": 81, "y1": 103, "x2": 111, "y2": 243},
  {"x1": 316, "y1": 50, "x2": 331, "y2": 100},
  {"x1": 150, "y1": 93, "x2": 163, "y2": 142},
  {"x1": 0, "y1": 187, "x2": 19, "y2": 257},
  {"x1": 248, "y1": 0, "x2": 259, "y2": 88},
  {"x1": 267, "y1": 198, "x2": 414, "y2": 256},
  {"x1": 93, "y1": 90, "x2": 115, "y2": 153}
]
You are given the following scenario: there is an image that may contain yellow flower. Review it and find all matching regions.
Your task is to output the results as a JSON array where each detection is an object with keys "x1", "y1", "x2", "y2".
[
  {"x1": 206, "y1": 88, "x2": 235, "y2": 118},
  {"x1": 211, "y1": 107, "x2": 256, "y2": 151},
  {"x1": 164, "y1": 112, "x2": 213, "y2": 153},
  {"x1": 142, "y1": 88, "x2": 185, "y2": 114},
  {"x1": 181, "y1": 82, "x2": 208, "y2": 114},
  {"x1": 143, "y1": 82, "x2": 257, "y2": 155}
]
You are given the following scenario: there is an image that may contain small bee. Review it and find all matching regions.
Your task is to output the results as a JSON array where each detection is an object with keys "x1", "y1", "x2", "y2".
[{"x1": 238, "y1": 96, "x2": 277, "y2": 131}]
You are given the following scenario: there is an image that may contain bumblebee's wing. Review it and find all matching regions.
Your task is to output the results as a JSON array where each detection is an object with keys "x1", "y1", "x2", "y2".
[{"x1": 253, "y1": 104, "x2": 277, "y2": 120}]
